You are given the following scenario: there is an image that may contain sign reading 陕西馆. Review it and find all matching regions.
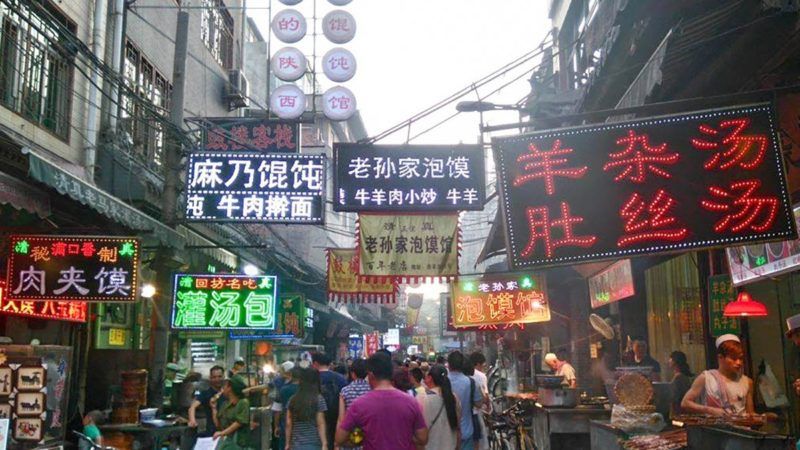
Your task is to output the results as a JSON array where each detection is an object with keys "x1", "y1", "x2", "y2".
[
  {"x1": 450, "y1": 272, "x2": 550, "y2": 329},
  {"x1": 708, "y1": 274, "x2": 740, "y2": 337},
  {"x1": 171, "y1": 274, "x2": 278, "y2": 330},
  {"x1": 201, "y1": 118, "x2": 299, "y2": 153},
  {"x1": 334, "y1": 144, "x2": 485, "y2": 212},
  {"x1": 6, "y1": 235, "x2": 140, "y2": 302},
  {"x1": 185, "y1": 152, "x2": 325, "y2": 223},
  {"x1": 229, "y1": 293, "x2": 306, "y2": 340},
  {"x1": 494, "y1": 104, "x2": 796, "y2": 269}
]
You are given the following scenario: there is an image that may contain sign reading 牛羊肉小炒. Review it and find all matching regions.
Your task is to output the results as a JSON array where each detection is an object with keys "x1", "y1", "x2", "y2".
[
  {"x1": 229, "y1": 293, "x2": 305, "y2": 339},
  {"x1": 171, "y1": 274, "x2": 278, "y2": 330},
  {"x1": 185, "y1": 152, "x2": 325, "y2": 223},
  {"x1": 333, "y1": 144, "x2": 485, "y2": 212},
  {"x1": 494, "y1": 104, "x2": 797, "y2": 269},
  {"x1": 201, "y1": 118, "x2": 298, "y2": 153},
  {"x1": 450, "y1": 272, "x2": 550, "y2": 329},
  {"x1": 5, "y1": 235, "x2": 140, "y2": 303}
]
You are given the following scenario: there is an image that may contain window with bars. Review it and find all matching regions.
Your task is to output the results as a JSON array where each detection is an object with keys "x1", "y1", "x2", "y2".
[
  {"x1": 120, "y1": 40, "x2": 172, "y2": 169},
  {"x1": 201, "y1": 0, "x2": 234, "y2": 69},
  {"x1": 0, "y1": 0, "x2": 73, "y2": 141}
]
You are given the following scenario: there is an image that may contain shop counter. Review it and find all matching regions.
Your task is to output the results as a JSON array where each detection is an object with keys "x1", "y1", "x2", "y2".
[
  {"x1": 686, "y1": 425, "x2": 793, "y2": 450},
  {"x1": 532, "y1": 403, "x2": 611, "y2": 450},
  {"x1": 590, "y1": 420, "x2": 687, "y2": 450}
]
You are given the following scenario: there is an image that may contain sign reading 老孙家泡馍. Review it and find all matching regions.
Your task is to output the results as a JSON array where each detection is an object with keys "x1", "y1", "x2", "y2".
[
  {"x1": 229, "y1": 293, "x2": 305, "y2": 340},
  {"x1": 334, "y1": 144, "x2": 485, "y2": 212},
  {"x1": 588, "y1": 259, "x2": 635, "y2": 309},
  {"x1": 450, "y1": 273, "x2": 550, "y2": 329},
  {"x1": 0, "y1": 281, "x2": 87, "y2": 323},
  {"x1": 5, "y1": 235, "x2": 140, "y2": 302},
  {"x1": 185, "y1": 152, "x2": 325, "y2": 223},
  {"x1": 171, "y1": 274, "x2": 278, "y2": 330},
  {"x1": 708, "y1": 274, "x2": 741, "y2": 337},
  {"x1": 493, "y1": 104, "x2": 797, "y2": 269},
  {"x1": 201, "y1": 118, "x2": 298, "y2": 153}
]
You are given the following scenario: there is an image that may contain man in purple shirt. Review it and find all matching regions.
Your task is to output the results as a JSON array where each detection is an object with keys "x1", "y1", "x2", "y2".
[{"x1": 336, "y1": 352, "x2": 428, "y2": 450}]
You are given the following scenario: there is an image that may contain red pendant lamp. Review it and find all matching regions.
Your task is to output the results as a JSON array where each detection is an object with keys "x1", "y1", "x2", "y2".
[{"x1": 723, "y1": 290, "x2": 768, "y2": 317}]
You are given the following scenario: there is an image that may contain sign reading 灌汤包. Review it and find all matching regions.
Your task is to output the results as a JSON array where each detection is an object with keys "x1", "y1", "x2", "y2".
[
  {"x1": 357, "y1": 214, "x2": 460, "y2": 282},
  {"x1": 229, "y1": 293, "x2": 306, "y2": 339},
  {"x1": 326, "y1": 248, "x2": 397, "y2": 303},
  {"x1": 708, "y1": 274, "x2": 741, "y2": 337},
  {"x1": 450, "y1": 272, "x2": 550, "y2": 329},
  {"x1": 334, "y1": 144, "x2": 485, "y2": 212},
  {"x1": 201, "y1": 118, "x2": 298, "y2": 153},
  {"x1": 185, "y1": 152, "x2": 325, "y2": 223},
  {"x1": 5, "y1": 235, "x2": 140, "y2": 302},
  {"x1": 588, "y1": 259, "x2": 635, "y2": 309},
  {"x1": 0, "y1": 281, "x2": 87, "y2": 323},
  {"x1": 494, "y1": 104, "x2": 796, "y2": 269},
  {"x1": 171, "y1": 274, "x2": 278, "y2": 330}
]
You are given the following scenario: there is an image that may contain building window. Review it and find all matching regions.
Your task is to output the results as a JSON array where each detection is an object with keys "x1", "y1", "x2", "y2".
[
  {"x1": 201, "y1": 0, "x2": 234, "y2": 69},
  {"x1": 120, "y1": 40, "x2": 171, "y2": 169},
  {"x1": 0, "y1": 0, "x2": 73, "y2": 141}
]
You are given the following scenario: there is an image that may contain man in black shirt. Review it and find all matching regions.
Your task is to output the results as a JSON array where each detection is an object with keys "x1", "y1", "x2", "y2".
[
  {"x1": 625, "y1": 338, "x2": 661, "y2": 381},
  {"x1": 188, "y1": 365, "x2": 224, "y2": 437}
]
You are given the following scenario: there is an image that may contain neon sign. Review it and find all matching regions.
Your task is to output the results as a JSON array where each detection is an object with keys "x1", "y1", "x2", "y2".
[
  {"x1": 588, "y1": 259, "x2": 635, "y2": 309},
  {"x1": 450, "y1": 273, "x2": 550, "y2": 329},
  {"x1": 229, "y1": 293, "x2": 305, "y2": 339},
  {"x1": 0, "y1": 281, "x2": 87, "y2": 323}
]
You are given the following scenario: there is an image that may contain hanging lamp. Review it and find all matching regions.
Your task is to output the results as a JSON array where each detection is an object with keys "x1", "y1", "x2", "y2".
[{"x1": 723, "y1": 291, "x2": 768, "y2": 317}]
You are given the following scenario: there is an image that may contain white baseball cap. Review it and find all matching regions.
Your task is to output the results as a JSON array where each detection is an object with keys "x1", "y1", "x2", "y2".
[
  {"x1": 281, "y1": 361, "x2": 295, "y2": 372},
  {"x1": 715, "y1": 334, "x2": 740, "y2": 348},
  {"x1": 544, "y1": 353, "x2": 558, "y2": 363}
]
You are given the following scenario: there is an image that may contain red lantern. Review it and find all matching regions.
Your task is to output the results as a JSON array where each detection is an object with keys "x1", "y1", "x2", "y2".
[{"x1": 723, "y1": 291, "x2": 768, "y2": 317}]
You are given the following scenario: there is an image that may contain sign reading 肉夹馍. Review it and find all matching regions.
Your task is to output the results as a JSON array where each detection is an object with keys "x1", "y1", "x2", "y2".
[
  {"x1": 0, "y1": 281, "x2": 87, "y2": 323},
  {"x1": 450, "y1": 273, "x2": 550, "y2": 329},
  {"x1": 708, "y1": 274, "x2": 741, "y2": 337},
  {"x1": 494, "y1": 104, "x2": 796, "y2": 269},
  {"x1": 185, "y1": 152, "x2": 325, "y2": 223},
  {"x1": 588, "y1": 259, "x2": 635, "y2": 308},
  {"x1": 171, "y1": 274, "x2": 278, "y2": 330},
  {"x1": 6, "y1": 235, "x2": 140, "y2": 302},
  {"x1": 229, "y1": 293, "x2": 306, "y2": 339},
  {"x1": 334, "y1": 144, "x2": 485, "y2": 212},
  {"x1": 201, "y1": 118, "x2": 298, "y2": 153}
]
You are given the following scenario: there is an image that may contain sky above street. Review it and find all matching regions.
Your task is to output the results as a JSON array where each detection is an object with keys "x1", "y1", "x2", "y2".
[{"x1": 250, "y1": 0, "x2": 551, "y2": 144}]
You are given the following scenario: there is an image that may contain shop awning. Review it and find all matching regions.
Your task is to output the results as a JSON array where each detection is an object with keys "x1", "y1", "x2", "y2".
[
  {"x1": 307, "y1": 299, "x2": 374, "y2": 332},
  {"x1": 0, "y1": 171, "x2": 50, "y2": 217}
]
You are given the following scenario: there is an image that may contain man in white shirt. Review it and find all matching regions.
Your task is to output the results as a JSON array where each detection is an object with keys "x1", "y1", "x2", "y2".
[
  {"x1": 544, "y1": 353, "x2": 577, "y2": 388},
  {"x1": 470, "y1": 352, "x2": 491, "y2": 450}
]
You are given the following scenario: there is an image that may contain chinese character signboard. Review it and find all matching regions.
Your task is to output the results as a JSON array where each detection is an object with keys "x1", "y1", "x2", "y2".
[
  {"x1": 450, "y1": 273, "x2": 550, "y2": 329},
  {"x1": 201, "y1": 118, "x2": 298, "y2": 153},
  {"x1": 588, "y1": 259, "x2": 635, "y2": 308},
  {"x1": 229, "y1": 293, "x2": 306, "y2": 339},
  {"x1": 171, "y1": 274, "x2": 278, "y2": 330},
  {"x1": 364, "y1": 332, "x2": 380, "y2": 357},
  {"x1": 0, "y1": 281, "x2": 87, "y2": 323},
  {"x1": 357, "y1": 213, "x2": 460, "y2": 281},
  {"x1": 493, "y1": 104, "x2": 796, "y2": 269},
  {"x1": 6, "y1": 235, "x2": 140, "y2": 302},
  {"x1": 708, "y1": 274, "x2": 740, "y2": 337},
  {"x1": 334, "y1": 144, "x2": 485, "y2": 212},
  {"x1": 326, "y1": 248, "x2": 397, "y2": 303},
  {"x1": 185, "y1": 152, "x2": 325, "y2": 223}
]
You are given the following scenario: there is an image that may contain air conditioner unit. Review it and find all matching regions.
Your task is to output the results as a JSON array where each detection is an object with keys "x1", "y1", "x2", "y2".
[{"x1": 226, "y1": 69, "x2": 249, "y2": 109}]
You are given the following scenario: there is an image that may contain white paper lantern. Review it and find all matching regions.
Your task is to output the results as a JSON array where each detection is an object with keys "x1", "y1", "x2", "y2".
[
  {"x1": 328, "y1": 0, "x2": 352, "y2": 5},
  {"x1": 322, "y1": 86, "x2": 357, "y2": 121},
  {"x1": 270, "y1": 84, "x2": 306, "y2": 119},
  {"x1": 272, "y1": 9, "x2": 307, "y2": 44},
  {"x1": 407, "y1": 293, "x2": 423, "y2": 309},
  {"x1": 322, "y1": 48, "x2": 356, "y2": 83},
  {"x1": 322, "y1": 10, "x2": 356, "y2": 44},
  {"x1": 271, "y1": 47, "x2": 307, "y2": 81},
  {"x1": 279, "y1": 0, "x2": 303, "y2": 4}
]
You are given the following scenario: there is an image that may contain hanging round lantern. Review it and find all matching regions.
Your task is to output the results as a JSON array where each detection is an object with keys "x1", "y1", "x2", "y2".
[
  {"x1": 407, "y1": 293, "x2": 423, "y2": 310},
  {"x1": 279, "y1": 0, "x2": 303, "y2": 4},
  {"x1": 254, "y1": 341, "x2": 272, "y2": 356},
  {"x1": 322, "y1": 10, "x2": 356, "y2": 44},
  {"x1": 270, "y1": 84, "x2": 306, "y2": 119},
  {"x1": 322, "y1": 47, "x2": 356, "y2": 83},
  {"x1": 328, "y1": 0, "x2": 352, "y2": 5},
  {"x1": 322, "y1": 86, "x2": 356, "y2": 121},
  {"x1": 272, "y1": 9, "x2": 307, "y2": 44},
  {"x1": 272, "y1": 47, "x2": 307, "y2": 81}
]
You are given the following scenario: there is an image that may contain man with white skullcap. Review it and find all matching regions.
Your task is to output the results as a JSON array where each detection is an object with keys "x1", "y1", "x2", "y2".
[{"x1": 544, "y1": 353, "x2": 577, "y2": 388}]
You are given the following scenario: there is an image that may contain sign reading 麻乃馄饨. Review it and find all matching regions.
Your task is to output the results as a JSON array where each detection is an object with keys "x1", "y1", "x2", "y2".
[
  {"x1": 201, "y1": 118, "x2": 298, "y2": 153},
  {"x1": 326, "y1": 248, "x2": 396, "y2": 303},
  {"x1": 450, "y1": 273, "x2": 550, "y2": 329},
  {"x1": 333, "y1": 144, "x2": 485, "y2": 212},
  {"x1": 171, "y1": 274, "x2": 278, "y2": 330},
  {"x1": 357, "y1": 213, "x2": 459, "y2": 281},
  {"x1": 494, "y1": 104, "x2": 796, "y2": 269},
  {"x1": 229, "y1": 293, "x2": 306, "y2": 340},
  {"x1": 708, "y1": 274, "x2": 740, "y2": 337},
  {"x1": 0, "y1": 281, "x2": 87, "y2": 323},
  {"x1": 6, "y1": 235, "x2": 140, "y2": 303}
]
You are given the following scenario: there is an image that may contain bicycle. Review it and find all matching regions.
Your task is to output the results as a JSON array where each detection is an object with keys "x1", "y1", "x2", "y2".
[{"x1": 485, "y1": 399, "x2": 534, "y2": 450}]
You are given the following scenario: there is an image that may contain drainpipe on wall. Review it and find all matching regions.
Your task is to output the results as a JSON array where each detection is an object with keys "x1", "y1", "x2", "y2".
[
  {"x1": 108, "y1": 0, "x2": 125, "y2": 132},
  {"x1": 85, "y1": 0, "x2": 108, "y2": 180}
]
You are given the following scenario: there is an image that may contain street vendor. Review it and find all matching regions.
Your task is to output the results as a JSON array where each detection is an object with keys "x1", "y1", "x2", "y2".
[
  {"x1": 544, "y1": 353, "x2": 577, "y2": 388},
  {"x1": 785, "y1": 313, "x2": 800, "y2": 397}
]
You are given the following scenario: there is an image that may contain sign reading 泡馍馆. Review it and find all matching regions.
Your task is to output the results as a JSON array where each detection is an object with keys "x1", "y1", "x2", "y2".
[
  {"x1": 6, "y1": 235, "x2": 140, "y2": 302},
  {"x1": 494, "y1": 104, "x2": 796, "y2": 269},
  {"x1": 334, "y1": 144, "x2": 485, "y2": 212},
  {"x1": 201, "y1": 118, "x2": 298, "y2": 153},
  {"x1": 171, "y1": 274, "x2": 278, "y2": 330},
  {"x1": 450, "y1": 272, "x2": 550, "y2": 329},
  {"x1": 185, "y1": 152, "x2": 325, "y2": 223}
]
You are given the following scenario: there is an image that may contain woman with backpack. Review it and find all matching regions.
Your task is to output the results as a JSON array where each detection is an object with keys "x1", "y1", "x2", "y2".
[
  {"x1": 286, "y1": 368, "x2": 328, "y2": 450},
  {"x1": 422, "y1": 365, "x2": 461, "y2": 449}
]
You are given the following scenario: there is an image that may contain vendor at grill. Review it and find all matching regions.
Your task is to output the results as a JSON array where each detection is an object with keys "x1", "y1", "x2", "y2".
[{"x1": 544, "y1": 353, "x2": 577, "y2": 388}]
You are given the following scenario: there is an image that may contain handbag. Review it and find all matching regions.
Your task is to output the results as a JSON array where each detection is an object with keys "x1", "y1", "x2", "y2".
[{"x1": 470, "y1": 377, "x2": 482, "y2": 441}]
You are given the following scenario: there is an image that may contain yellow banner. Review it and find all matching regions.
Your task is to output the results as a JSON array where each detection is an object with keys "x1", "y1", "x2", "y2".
[
  {"x1": 358, "y1": 214, "x2": 459, "y2": 281},
  {"x1": 326, "y1": 248, "x2": 396, "y2": 303}
]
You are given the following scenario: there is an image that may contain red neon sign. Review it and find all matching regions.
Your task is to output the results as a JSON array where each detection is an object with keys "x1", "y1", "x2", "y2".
[{"x1": 0, "y1": 281, "x2": 87, "y2": 323}]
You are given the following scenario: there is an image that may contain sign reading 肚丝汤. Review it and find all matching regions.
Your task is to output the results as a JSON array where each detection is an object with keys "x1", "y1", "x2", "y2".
[
  {"x1": 357, "y1": 214, "x2": 459, "y2": 281},
  {"x1": 326, "y1": 248, "x2": 396, "y2": 303},
  {"x1": 493, "y1": 104, "x2": 797, "y2": 269},
  {"x1": 333, "y1": 143, "x2": 486, "y2": 212},
  {"x1": 5, "y1": 235, "x2": 140, "y2": 303},
  {"x1": 450, "y1": 272, "x2": 550, "y2": 329},
  {"x1": 171, "y1": 274, "x2": 278, "y2": 330},
  {"x1": 229, "y1": 293, "x2": 306, "y2": 340},
  {"x1": 185, "y1": 152, "x2": 325, "y2": 223}
]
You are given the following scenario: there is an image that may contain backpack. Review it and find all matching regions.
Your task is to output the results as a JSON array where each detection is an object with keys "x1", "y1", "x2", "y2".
[{"x1": 320, "y1": 374, "x2": 342, "y2": 442}]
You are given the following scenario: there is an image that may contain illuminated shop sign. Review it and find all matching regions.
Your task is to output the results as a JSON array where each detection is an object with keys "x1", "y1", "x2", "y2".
[
  {"x1": 494, "y1": 104, "x2": 796, "y2": 269},
  {"x1": 0, "y1": 281, "x2": 87, "y2": 323},
  {"x1": 229, "y1": 293, "x2": 305, "y2": 340},
  {"x1": 201, "y1": 118, "x2": 298, "y2": 153},
  {"x1": 588, "y1": 259, "x2": 635, "y2": 309},
  {"x1": 450, "y1": 273, "x2": 550, "y2": 329}
]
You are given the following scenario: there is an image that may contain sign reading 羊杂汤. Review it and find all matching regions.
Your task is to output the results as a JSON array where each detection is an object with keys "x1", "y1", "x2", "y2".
[
  {"x1": 357, "y1": 213, "x2": 459, "y2": 282},
  {"x1": 229, "y1": 293, "x2": 306, "y2": 339},
  {"x1": 326, "y1": 248, "x2": 397, "y2": 303},
  {"x1": 333, "y1": 143, "x2": 485, "y2": 212},
  {"x1": 201, "y1": 117, "x2": 298, "y2": 153},
  {"x1": 6, "y1": 235, "x2": 140, "y2": 302},
  {"x1": 494, "y1": 104, "x2": 796, "y2": 269},
  {"x1": 0, "y1": 281, "x2": 87, "y2": 323},
  {"x1": 171, "y1": 274, "x2": 278, "y2": 330},
  {"x1": 708, "y1": 274, "x2": 740, "y2": 337},
  {"x1": 450, "y1": 272, "x2": 550, "y2": 328},
  {"x1": 185, "y1": 152, "x2": 325, "y2": 223}
]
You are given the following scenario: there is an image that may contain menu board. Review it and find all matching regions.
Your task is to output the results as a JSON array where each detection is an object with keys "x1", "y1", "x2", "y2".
[{"x1": 588, "y1": 259, "x2": 635, "y2": 308}]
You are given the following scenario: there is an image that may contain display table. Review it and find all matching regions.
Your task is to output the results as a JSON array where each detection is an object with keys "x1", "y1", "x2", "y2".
[
  {"x1": 686, "y1": 425, "x2": 793, "y2": 450},
  {"x1": 532, "y1": 404, "x2": 611, "y2": 450},
  {"x1": 590, "y1": 420, "x2": 688, "y2": 450},
  {"x1": 100, "y1": 423, "x2": 190, "y2": 449}
]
